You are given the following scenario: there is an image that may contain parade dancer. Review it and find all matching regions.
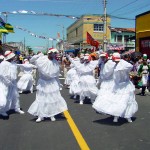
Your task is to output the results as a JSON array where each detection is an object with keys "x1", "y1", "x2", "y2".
[
  {"x1": 69, "y1": 55, "x2": 83, "y2": 99},
  {"x1": 96, "y1": 52, "x2": 109, "y2": 88},
  {"x1": 28, "y1": 48, "x2": 68, "y2": 123},
  {"x1": 93, "y1": 53, "x2": 138, "y2": 123},
  {"x1": 0, "y1": 55, "x2": 8, "y2": 116},
  {"x1": 64, "y1": 54, "x2": 75, "y2": 88},
  {"x1": 93, "y1": 54, "x2": 116, "y2": 110},
  {"x1": 17, "y1": 59, "x2": 37, "y2": 93},
  {"x1": 0, "y1": 51, "x2": 25, "y2": 116},
  {"x1": 67, "y1": 53, "x2": 98, "y2": 105}
]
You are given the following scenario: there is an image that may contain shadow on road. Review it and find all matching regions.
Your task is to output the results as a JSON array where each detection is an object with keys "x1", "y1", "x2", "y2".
[{"x1": 93, "y1": 116, "x2": 136, "y2": 126}]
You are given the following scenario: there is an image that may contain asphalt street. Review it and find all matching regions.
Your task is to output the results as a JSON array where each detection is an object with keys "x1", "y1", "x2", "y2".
[{"x1": 0, "y1": 77, "x2": 150, "y2": 150}]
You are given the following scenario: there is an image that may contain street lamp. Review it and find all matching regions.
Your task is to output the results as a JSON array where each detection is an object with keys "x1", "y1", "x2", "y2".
[
  {"x1": 57, "y1": 24, "x2": 65, "y2": 52},
  {"x1": 57, "y1": 24, "x2": 65, "y2": 41}
]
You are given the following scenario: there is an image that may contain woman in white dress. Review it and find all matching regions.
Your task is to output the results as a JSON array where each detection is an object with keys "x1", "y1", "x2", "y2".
[
  {"x1": 0, "y1": 51, "x2": 25, "y2": 116},
  {"x1": 67, "y1": 53, "x2": 98, "y2": 105},
  {"x1": 69, "y1": 57, "x2": 82, "y2": 99},
  {"x1": 0, "y1": 55, "x2": 8, "y2": 116},
  {"x1": 93, "y1": 53, "x2": 138, "y2": 123},
  {"x1": 17, "y1": 59, "x2": 37, "y2": 93},
  {"x1": 28, "y1": 48, "x2": 68, "y2": 122},
  {"x1": 93, "y1": 55, "x2": 116, "y2": 110}
]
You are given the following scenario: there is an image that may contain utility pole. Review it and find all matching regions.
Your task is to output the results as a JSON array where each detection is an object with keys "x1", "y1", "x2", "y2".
[
  {"x1": 62, "y1": 25, "x2": 65, "y2": 41},
  {"x1": 24, "y1": 37, "x2": 26, "y2": 53},
  {"x1": 103, "y1": 0, "x2": 107, "y2": 51}
]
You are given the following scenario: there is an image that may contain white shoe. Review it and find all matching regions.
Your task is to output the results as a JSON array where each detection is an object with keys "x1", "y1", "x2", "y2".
[
  {"x1": 36, "y1": 117, "x2": 44, "y2": 123},
  {"x1": 51, "y1": 116, "x2": 56, "y2": 121},
  {"x1": 16, "y1": 110, "x2": 25, "y2": 114},
  {"x1": 19, "y1": 91, "x2": 23, "y2": 94},
  {"x1": 113, "y1": 116, "x2": 119, "y2": 122},
  {"x1": 79, "y1": 101, "x2": 83, "y2": 105},
  {"x1": 30, "y1": 90, "x2": 33, "y2": 93},
  {"x1": 127, "y1": 118, "x2": 132, "y2": 123},
  {"x1": 1, "y1": 112, "x2": 8, "y2": 117}
]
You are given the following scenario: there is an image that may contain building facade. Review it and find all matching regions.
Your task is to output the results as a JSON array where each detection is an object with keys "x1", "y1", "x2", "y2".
[
  {"x1": 136, "y1": 11, "x2": 150, "y2": 57},
  {"x1": 67, "y1": 14, "x2": 111, "y2": 49},
  {"x1": 109, "y1": 28, "x2": 135, "y2": 51}
]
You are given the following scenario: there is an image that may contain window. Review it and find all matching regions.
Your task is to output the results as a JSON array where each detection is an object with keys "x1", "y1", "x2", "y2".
[
  {"x1": 117, "y1": 35, "x2": 122, "y2": 42},
  {"x1": 94, "y1": 24, "x2": 103, "y2": 32},
  {"x1": 124, "y1": 35, "x2": 130, "y2": 42},
  {"x1": 75, "y1": 28, "x2": 78, "y2": 37}
]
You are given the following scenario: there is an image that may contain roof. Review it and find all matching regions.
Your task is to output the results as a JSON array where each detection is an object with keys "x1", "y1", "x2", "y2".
[
  {"x1": 2, "y1": 44, "x2": 18, "y2": 51},
  {"x1": 111, "y1": 27, "x2": 135, "y2": 32},
  {"x1": 136, "y1": 10, "x2": 150, "y2": 18}
]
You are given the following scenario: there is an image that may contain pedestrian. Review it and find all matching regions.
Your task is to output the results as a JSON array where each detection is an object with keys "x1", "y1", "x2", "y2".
[
  {"x1": 28, "y1": 48, "x2": 68, "y2": 123},
  {"x1": 93, "y1": 52, "x2": 138, "y2": 123},
  {"x1": 138, "y1": 54, "x2": 150, "y2": 95},
  {"x1": 0, "y1": 51, "x2": 25, "y2": 116},
  {"x1": 17, "y1": 59, "x2": 37, "y2": 93}
]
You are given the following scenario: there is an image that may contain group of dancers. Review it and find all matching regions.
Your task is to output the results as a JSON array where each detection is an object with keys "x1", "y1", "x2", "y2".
[
  {"x1": 0, "y1": 48, "x2": 138, "y2": 123},
  {"x1": 0, "y1": 49, "x2": 68, "y2": 122},
  {"x1": 65, "y1": 52, "x2": 138, "y2": 123}
]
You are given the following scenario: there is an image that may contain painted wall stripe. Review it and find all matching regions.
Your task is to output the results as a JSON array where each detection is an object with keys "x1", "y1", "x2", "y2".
[{"x1": 63, "y1": 110, "x2": 90, "y2": 150}]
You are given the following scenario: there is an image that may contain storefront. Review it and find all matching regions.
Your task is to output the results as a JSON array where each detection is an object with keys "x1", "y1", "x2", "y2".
[{"x1": 136, "y1": 11, "x2": 150, "y2": 57}]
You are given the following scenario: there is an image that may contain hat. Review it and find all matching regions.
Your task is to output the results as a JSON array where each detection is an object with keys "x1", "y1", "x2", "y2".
[
  {"x1": 4, "y1": 50, "x2": 15, "y2": 60},
  {"x1": 143, "y1": 54, "x2": 147, "y2": 60},
  {"x1": 112, "y1": 52, "x2": 121, "y2": 61},
  {"x1": 99, "y1": 52, "x2": 108, "y2": 59},
  {"x1": 23, "y1": 59, "x2": 29, "y2": 64},
  {"x1": 0, "y1": 55, "x2": 4, "y2": 60},
  {"x1": 84, "y1": 53, "x2": 91, "y2": 61},
  {"x1": 47, "y1": 48, "x2": 58, "y2": 54}
]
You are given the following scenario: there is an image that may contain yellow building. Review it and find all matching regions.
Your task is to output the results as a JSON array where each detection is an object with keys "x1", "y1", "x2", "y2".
[
  {"x1": 136, "y1": 11, "x2": 150, "y2": 57},
  {"x1": 67, "y1": 14, "x2": 111, "y2": 49}
]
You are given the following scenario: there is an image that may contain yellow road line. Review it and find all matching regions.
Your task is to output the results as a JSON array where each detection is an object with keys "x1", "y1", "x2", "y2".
[{"x1": 63, "y1": 110, "x2": 90, "y2": 150}]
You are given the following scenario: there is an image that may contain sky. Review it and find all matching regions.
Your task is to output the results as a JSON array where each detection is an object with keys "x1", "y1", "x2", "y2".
[{"x1": 0, "y1": 0, "x2": 150, "y2": 51}]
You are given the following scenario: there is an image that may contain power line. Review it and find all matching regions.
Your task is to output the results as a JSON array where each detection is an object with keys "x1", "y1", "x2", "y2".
[
  {"x1": 108, "y1": 14, "x2": 135, "y2": 20},
  {"x1": 115, "y1": 3, "x2": 150, "y2": 16},
  {"x1": 109, "y1": 0, "x2": 139, "y2": 14}
]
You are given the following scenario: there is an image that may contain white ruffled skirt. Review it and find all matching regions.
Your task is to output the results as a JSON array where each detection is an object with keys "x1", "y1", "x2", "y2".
[
  {"x1": 93, "y1": 81, "x2": 138, "y2": 118},
  {"x1": 97, "y1": 78, "x2": 114, "y2": 96},
  {"x1": 64, "y1": 68, "x2": 74, "y2": 85},
  {"x1": 17, "y1": 74, "x2": 33, "y2": 91},
  {"x1": 0, "y1": 82, "x2": 8, "y2": 111},
  {"x1": 28, "y1": 78, "x2": 68, "y2": 118},
  {"x1": 79, "y1": 75, "x2": 98, "y2": 102}
]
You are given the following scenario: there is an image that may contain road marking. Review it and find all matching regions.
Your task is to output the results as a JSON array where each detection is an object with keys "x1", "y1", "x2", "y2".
[{"x1": 63, "y1": 110, "x2": 90, "y2": 150}]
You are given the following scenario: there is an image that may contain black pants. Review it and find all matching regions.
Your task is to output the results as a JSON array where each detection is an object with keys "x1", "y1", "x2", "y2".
[{"x1": 141, "y1": 86, "x2": 146, "y2": 95}]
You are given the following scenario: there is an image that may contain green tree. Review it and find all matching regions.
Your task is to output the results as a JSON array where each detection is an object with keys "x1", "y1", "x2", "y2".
[{"x1": 26, "y1": 46, "x2": 33, "y2": 54}]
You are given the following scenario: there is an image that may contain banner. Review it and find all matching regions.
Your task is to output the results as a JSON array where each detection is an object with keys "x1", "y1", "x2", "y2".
[{"x1": 87, "y1": 32, "x2": 99, "y2": 49}]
